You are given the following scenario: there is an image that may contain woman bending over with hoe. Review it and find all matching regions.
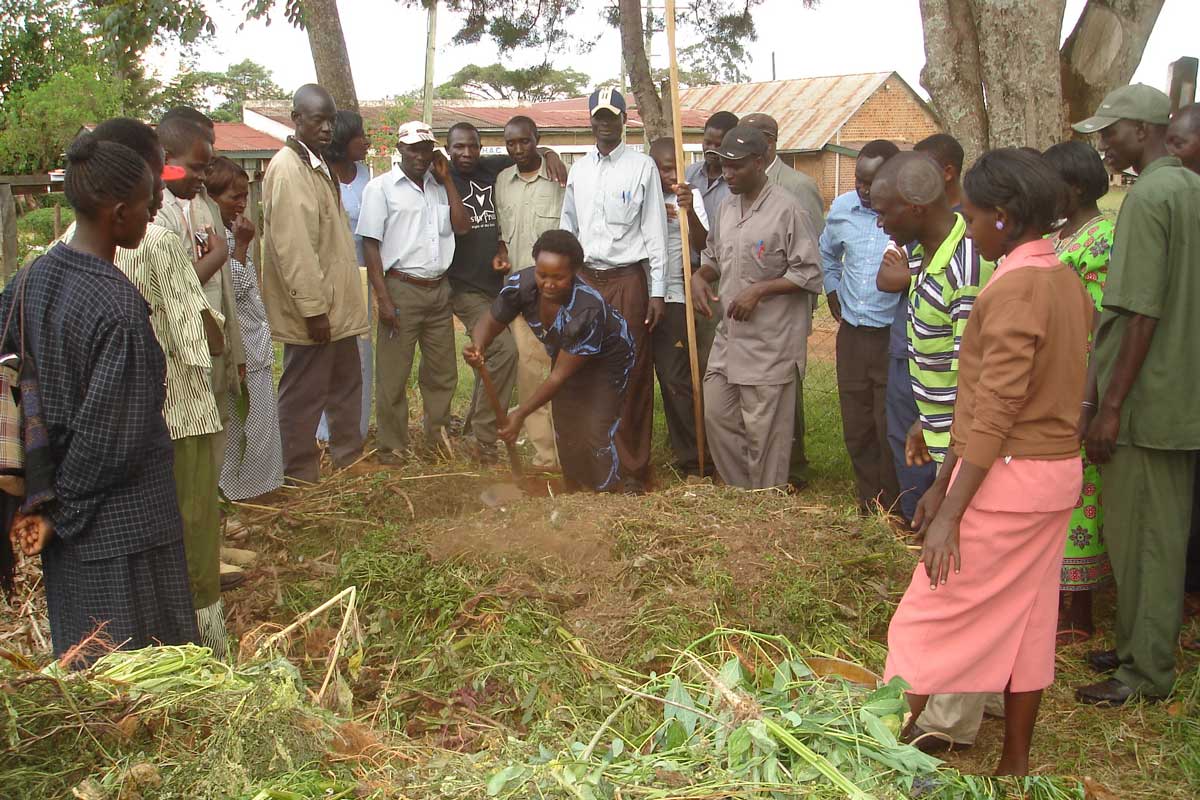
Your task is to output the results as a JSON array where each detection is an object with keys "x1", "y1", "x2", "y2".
[
  {"x1": 884, "y1": 149, "x2": 1093, "y2": 775},
  {"x1": 464, "y1": 230, "x2": 633, "y2": 492}
]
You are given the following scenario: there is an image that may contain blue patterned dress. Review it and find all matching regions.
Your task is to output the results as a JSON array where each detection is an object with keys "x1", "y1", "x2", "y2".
[{"x1": 491, "y1": 268, "x2": 633, "y2": 491}]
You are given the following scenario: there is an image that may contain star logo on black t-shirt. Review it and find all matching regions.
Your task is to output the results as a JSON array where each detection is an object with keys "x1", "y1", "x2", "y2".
[{"x1": 463, "y1": 180, "x2": 496, "y2": 228}]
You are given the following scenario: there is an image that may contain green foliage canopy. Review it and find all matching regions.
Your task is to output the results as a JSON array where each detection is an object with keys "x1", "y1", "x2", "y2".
[{"x1": 441, "y1": 62, "x2": 590, "y2": 101}]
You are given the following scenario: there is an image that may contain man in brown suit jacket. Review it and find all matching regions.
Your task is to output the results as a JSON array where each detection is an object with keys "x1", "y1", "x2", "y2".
[{"x1": 261, "y1": 85, "x2": 369, "y2": 484}]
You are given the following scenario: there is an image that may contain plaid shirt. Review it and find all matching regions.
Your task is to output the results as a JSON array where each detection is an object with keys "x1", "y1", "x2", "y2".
[{"x1": 0, "y1": 243, "x2": 183, "y2": 560}]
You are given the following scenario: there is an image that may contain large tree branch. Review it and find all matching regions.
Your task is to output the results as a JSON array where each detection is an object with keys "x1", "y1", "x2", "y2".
[
  {"x1": 969, "y1": 0, "x2": 1067, "y2": 150},
  {"x1": 1060, "y1": 0, "x2": 1165, "y2": 135},
  {"x1": 301, "y1": 0, "x2": 358, "y2": 112},
  {"x1": 918, "y1": 0, "x2": 989, "y2": 160},
  {"x1": 617, "y1": 0, "x2": 670, "y2": 141}
]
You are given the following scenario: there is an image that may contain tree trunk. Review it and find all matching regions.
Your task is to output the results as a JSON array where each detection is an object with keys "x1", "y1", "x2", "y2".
[
  {"x1": 302, "y1": 0, "x2": 359, "y2": 113},
  {"x1": 1060, "y1": 0, "x2": 1166, "y2": 136},
  {"x1": 970, "y1": 0, "x2": 1068, "y2": 150},
  {"x1": 918, "y1": 0, "x2": 989, "y2": 162},
  {"x1": 617, "y1": 0, "x2": 670, "y2": 142}
]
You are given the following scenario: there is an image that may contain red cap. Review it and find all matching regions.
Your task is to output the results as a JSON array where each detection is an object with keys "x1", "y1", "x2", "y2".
[{"x1": 161, "y1": 164, "x2": 186, "y2": 181}]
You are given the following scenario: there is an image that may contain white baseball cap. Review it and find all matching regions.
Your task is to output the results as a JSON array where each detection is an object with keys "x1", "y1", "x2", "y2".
[{"x1": 397, "y1": 121, "x2": 436, "y2": 145}]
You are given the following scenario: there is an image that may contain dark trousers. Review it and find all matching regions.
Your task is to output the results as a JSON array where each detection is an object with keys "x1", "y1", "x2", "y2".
[
  {"x1": 278, "y1": 336, "x2": 364, "y2": 483},
  {"x1": 836, "y1": 323, "x2": 899, "y2": 512},
  {"x1": 789, "y1": 375, "x2": 808, "y2": 484},
  {"x1": 1187, "y1": 467, "x2": 1200, "y2": 593},
  {"x1": 886, "y1": 355, "x2": 936, "y2": 523},
  {"x1": 652, "y1": 302, "x2": 709, "y2": 474},
  {"x1": 581, "y1": 265, "x2": 653, "y2": 486}
]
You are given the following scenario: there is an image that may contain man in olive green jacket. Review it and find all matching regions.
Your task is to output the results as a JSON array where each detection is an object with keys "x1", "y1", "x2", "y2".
[{"x1": 261, "y1": 84, "x2": 369, "y2": 483}]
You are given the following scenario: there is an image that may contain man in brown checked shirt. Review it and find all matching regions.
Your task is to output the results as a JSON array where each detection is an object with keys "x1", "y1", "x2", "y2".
[{"x1": 691, "y1": 126, "x2": 823, "y2": 489}]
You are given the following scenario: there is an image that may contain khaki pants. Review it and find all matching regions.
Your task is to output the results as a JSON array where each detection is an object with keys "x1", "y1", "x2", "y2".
[
  {"x1": 703, "y1": 372, "x2": 795, "y2": 489},
  {"x1": 375, "y1": 277, "x2": 457, "y2": 452},
  {"x1": 511, "y1": 315, "x2": 559, "y2": 468},
  {"x1": 451, "y1": 289, "x2": 517, "y2": 447},
  {"x1": 916, "y1": 693, "x2": 1005, "y2": 745}
]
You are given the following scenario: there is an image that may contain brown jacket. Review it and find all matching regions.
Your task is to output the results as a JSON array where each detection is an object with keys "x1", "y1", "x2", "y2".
[
  {"x1": 261, "y1": 138, "x2": 368, "y2": 345},
  {"x1": 950, "y1": 239, "x2": 1093, "y2": 469}
]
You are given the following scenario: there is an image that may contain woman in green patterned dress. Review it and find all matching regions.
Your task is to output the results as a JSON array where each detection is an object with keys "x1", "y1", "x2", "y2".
[{"x1": 1044, "y1": 141, "x2": 1114, "y2": 644}]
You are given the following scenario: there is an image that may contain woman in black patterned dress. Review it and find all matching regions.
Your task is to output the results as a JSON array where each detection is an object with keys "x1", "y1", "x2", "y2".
[
  {"x1": 464, "y1": 230, "x2": 634, "y2": 492},
  {"x1": 4, "y1": 130, "x2": 197, "y2": 661}
]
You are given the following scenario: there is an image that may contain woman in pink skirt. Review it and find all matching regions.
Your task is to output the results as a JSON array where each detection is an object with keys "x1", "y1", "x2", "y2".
[{"x1": 883, "y1": 148, "x2": 1094, "y2": 775}]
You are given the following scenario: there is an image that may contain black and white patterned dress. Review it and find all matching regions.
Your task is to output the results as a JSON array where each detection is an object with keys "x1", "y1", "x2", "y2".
[
  {"x1": 0, "y1": 243, "x2": 197, "y2": 659},
  {"x1": 218, "y1": 230, "x2": 284, "y2": 500}
]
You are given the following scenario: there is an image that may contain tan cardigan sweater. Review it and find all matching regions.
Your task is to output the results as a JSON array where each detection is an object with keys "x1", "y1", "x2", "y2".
[
  {"x1": 950, "y1": 239, "x2": 1094, "y2": 469},
  {"x1": 261, "y1": 138, "x2": 368, "y2": 345}
]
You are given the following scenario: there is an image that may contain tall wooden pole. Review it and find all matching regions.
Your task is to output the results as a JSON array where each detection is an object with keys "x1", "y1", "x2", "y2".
[
  {"x1": 665, "y1": 0, "x2": 706, "y2": 475},
  {"x1": 422, "y1": 0, "x2": 438, "y2": 125}
]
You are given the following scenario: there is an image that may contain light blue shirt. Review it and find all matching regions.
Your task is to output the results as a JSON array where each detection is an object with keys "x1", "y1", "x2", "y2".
[
  {"x1": 356, "y1": 166, "x2": 453, "y2": 280},
  {"x1": 819, "y1": 190, "x2": 898, "y2": 329},
  {"x1": 560, "y1": 143, "x2": 669, "y2": 297},
  {"x1": 339, "y1": 162, "x2": 371, "y2": 265}
]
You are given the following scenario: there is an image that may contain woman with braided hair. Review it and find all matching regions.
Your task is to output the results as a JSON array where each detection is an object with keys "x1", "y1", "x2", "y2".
[{"x1": 2, "y1": 130, "x2": 198, "y2": 663}]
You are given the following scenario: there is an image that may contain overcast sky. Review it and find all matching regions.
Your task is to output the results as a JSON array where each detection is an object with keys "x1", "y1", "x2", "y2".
[{"x1": 163, "y1": 0, "x2": 1197, "y2": 104}]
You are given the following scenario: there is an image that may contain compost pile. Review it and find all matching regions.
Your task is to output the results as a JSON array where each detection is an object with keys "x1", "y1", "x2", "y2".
[
  {"x1": 1, "y1": 632, "x2": 1083, "y2": 799},
  {"x1": 0, "y1": 466, "x2": 1114, "y2": 799}
]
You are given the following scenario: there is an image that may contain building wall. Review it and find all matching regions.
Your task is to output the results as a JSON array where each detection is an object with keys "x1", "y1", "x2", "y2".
[
  {"x1": 785, "y1": 77, "x2": 941, "y2": 211},
  {"x1": 838, "y1": 76, "x2": 940, "y2": 147}
]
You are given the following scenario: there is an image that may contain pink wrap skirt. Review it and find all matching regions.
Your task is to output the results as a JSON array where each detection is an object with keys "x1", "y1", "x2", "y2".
[{"x1": 885, "y1": 456, "x2": 1081, "y2": 694}]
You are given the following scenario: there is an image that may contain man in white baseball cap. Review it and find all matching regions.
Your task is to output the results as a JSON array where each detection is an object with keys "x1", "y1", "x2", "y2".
[{"x1": 356, "y1": 119, "x2": 471, "y2": 463}]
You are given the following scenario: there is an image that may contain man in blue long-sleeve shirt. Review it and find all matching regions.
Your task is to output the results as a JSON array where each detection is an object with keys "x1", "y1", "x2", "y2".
[{"x1": 819, "y1": 139, "x2": 900, "y2": 514}]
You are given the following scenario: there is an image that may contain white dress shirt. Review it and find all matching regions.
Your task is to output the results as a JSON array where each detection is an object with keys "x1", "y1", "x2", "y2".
[
  {"x1": 356, "y1": 166, "x2": 454, "y2": 280},
  {"x1": 559, "y1": 143, "x2": 669, "y2": 298}
]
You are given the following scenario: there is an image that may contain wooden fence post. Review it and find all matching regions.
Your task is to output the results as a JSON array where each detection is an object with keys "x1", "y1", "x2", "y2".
[{"x1": 0, "y1": 185, "x2": 18, "y2": 281}]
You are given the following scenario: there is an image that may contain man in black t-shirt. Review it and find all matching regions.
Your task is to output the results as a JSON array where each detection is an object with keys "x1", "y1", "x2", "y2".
[{"x1": 446, "y1": 122, "x2": 518, "y2": 462}]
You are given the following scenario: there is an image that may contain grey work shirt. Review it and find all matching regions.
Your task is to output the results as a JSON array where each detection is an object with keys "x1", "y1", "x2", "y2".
[
  {"x1": 702, "y1": 183, "x2": 823, "y2": 386},
  {"x1": 495, "y1": 158, "x2": 566, "y2": 271}
]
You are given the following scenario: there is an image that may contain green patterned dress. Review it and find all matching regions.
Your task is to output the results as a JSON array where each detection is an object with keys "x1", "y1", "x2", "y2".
[{"x1": 1053, "y1": 218, "x2": 1113, "y2": 590}]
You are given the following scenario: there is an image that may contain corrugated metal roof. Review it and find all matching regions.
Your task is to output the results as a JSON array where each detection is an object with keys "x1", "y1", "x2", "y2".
[
  {"x1": 680, "y1": 72, "x2": 896, "y2": 152},
  {"x1": 246, "y1": 98, "x2": 708, "y2": 135},
  {"x1": 213, "y1": 122, "x2": 284, "y2": 154}
]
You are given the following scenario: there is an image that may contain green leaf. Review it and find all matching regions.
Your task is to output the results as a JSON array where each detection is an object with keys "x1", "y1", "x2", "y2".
[
  {"x1": 664, "y1": 676, "x2": 700, "y2": 736},
  {"x1": 727, "y1": 724, "x2": 752, "y2": 767},
  {"x1": 486, "y1": 764, "x2": 527, "y2": 797},
  {"x1": 859, "y1": 709, "x2": 899, "y2": 749},
  {"x1": 718, "y1": 657, "x2": 743, "y2": 691}
]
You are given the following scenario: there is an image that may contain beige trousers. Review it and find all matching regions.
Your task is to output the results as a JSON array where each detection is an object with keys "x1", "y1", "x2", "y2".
[
  {"x1": 510, "y1": 314, "x2": 559, "y2": 469},
  {"x1": 917, "y1": 693, "x2": 1005, "y2": 745},
  {"x1": 703, "y1": 373, "x2": 795, "y2": 490}
]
